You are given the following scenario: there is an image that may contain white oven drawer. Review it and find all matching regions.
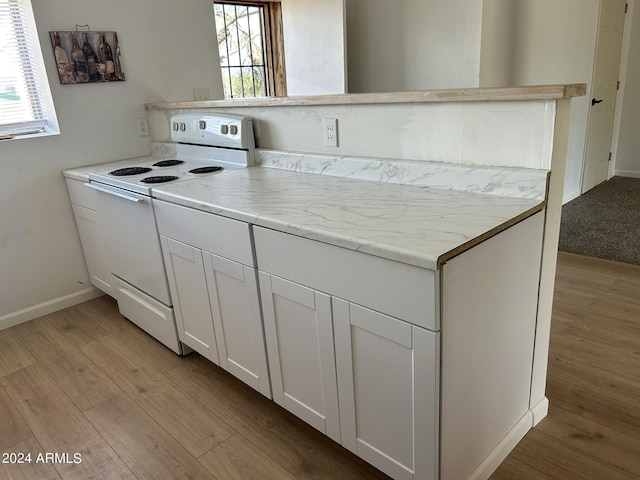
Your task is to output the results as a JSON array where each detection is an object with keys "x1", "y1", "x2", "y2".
[
  {"x1": 113, "y1": 276, "x2": 181, "y2": 355},
  {"x1": 153, "y1": 200, "x2": 254, "y2": 267}
]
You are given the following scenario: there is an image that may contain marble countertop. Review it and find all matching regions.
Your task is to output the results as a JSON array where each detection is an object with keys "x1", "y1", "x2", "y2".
[{"x1": 152, "y1": 167, "x2": 544, "y2": 270}]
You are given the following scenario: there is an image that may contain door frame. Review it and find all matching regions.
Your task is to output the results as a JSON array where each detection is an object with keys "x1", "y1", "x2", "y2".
[{"x1": 608, "y1": 0, "x2": 635, "y2": 177}]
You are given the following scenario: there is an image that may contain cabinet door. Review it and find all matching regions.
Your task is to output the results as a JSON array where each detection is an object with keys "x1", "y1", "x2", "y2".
[
  {"x1": 160, "y1": 236, "x2": 219, "y2": 363},
  {"x1": 334, "y1": 300, "x2": 439, "y2": 480},
  {"x1": 204, "y1": 252, "x2": 271, "y2": 398},
  {"x1": 71, "y1": 204, "x2": 114, "y2": 297},
  {"x1": 259, "y1": 272, "x2": 340, "y2": 442}
]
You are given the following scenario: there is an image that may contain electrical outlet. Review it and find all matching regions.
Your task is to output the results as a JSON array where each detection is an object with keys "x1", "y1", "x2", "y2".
[
  {"x1": 136, "y1": 118, "x2": 149, "y2": 136},
  {"x1": 323, "y1": 118, "x2": 338, "y2": 147},
  {"x1": 194, "y1": 88, "x2": 210, "y2": 101}
]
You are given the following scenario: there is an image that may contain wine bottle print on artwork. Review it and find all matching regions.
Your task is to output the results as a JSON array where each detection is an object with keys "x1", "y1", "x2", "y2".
[
  {"x1": 52, "y1": 32, "x2": 75, "y2": 84},
  {"x1": 98, "y1": 33, "x2": 115, "y2": 81},
  {"x1": 82, "y1": 32, "x2": 100, "y2": 82},
  {"x1": 71, "y1": 32, "x2": 89, "y2": 83},
  {"x1": 49, "y1": 31, "x2": 126, "y2": 84}
]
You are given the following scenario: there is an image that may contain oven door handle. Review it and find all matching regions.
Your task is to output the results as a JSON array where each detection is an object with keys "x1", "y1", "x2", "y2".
[{"x1": 84, "y1": 183, "x2": 144, "y2": 203}]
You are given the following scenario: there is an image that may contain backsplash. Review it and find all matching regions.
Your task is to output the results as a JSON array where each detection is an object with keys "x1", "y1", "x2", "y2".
[
  {"x1": 257, "y1": 149, "x2": 549, "y2": 201},
  {"x1": 150, "y1": 142, "x2": 177, "y2": 158}
]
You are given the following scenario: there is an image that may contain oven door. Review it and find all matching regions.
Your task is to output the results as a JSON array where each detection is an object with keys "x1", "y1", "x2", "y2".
[{"x1": 89, "y1": 181, "x2": 172, "y2": 306}]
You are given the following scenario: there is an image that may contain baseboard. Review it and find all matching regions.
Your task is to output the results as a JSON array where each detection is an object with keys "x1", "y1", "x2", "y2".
[
  {"x1": 562, "y1": 189, "x2": 581, "y2": 204},
  {"x1": 614, "y1": 170, "x2": 640, "y2": 178},
  {"x1": 0, "y1": 287, "x2": 104, "y2": 331},
  {"x1": 531, "y1": 396, "x2": 549, "y2": 426},
  {"x1": 466, "y1": 411, "x2": 533, "y2": 480}
]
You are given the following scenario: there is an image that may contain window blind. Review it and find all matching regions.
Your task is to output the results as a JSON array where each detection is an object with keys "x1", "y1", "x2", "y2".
[{"x1": 0, "y1": 0, "x2": 56, "y2": 138}]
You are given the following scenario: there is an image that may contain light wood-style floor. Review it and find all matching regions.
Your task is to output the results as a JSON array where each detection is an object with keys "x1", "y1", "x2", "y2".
[{"x1": 1, "y1": 251, "x2": 639, "y2": 480}]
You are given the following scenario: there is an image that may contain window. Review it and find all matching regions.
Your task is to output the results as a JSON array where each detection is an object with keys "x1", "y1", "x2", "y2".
[
  {"x1": 0, "y1": 0, "x2": 58, "y2": 139},
  {"x1": 214, "y1": 1, "x2": 286, "y2": 98}
]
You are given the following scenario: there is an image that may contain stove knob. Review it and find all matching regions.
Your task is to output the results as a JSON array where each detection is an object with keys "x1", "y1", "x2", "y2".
[
  {"x1": 180, "y1": 122, "x2": 186, "y2": 132},
  {"x1": 229, "y1": 125, "x2": 238, "y2": 135},
  {"x1": 220, "y1": 124, "x2": 229, "y2": 134},
  {"x1": 199, "y1": 120, "x2": 207, "y2": 130},
  {"x1": 172, "y1": 122, "x2": 179, "y2": 131}
]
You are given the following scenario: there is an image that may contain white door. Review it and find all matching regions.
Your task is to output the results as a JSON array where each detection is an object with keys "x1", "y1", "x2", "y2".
[
  {"x1": 582, "y1": 0, "x2": 627, "y2": 193},
  {"x1": 160, "y1": 236, "x2": 219, "y2": 363},
  {"x1": 204, "y1": 252, "x2": 271, "y2": 398},
  {"x1": 71, "y1": 204, "x2": 114, "y2": 297},
  {"x1": 333, "y1": 300, "x2": 439, "y2": 480},
  {"x1": 258, "y1": 272, "x2": 340, "y2": 442}
]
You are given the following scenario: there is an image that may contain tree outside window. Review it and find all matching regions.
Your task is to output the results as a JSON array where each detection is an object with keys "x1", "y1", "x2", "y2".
[{"x1": 214, "y1": 1, "x2": 286, "y2": 98}]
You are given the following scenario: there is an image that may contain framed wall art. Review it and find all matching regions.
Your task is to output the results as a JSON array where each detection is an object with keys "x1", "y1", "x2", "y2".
[{"x1": 49, "y1": 30, "x2": 125, "y2": 84}]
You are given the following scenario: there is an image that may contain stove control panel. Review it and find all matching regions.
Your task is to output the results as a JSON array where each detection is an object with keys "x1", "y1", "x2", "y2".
[{"x1": 170, "y1": 113, "x2": 255, "y2": 150}]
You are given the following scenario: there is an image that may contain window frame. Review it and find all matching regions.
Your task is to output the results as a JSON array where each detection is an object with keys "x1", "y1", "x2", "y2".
[
  {"x1": 0, "y1": 0, "x2": 58, "y2": 140},
  {"x1": 214, "y1": 0, "x2": 286, "y2": 98}
]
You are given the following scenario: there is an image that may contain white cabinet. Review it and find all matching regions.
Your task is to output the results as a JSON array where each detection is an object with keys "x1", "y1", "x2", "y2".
[
  {"x1": 333, "y1": 300, "x2": 439, "y2": 480},
  {"x1": 65, "y1": 178, "x2": 114, "y2": 297},
  {"x1": 258, "y1": 263, "x2": 439, "y2": 479},
  {"x1": 152, "y1": 194, "x2": 544, "y2": 480},
  {"x1": 259, "y1": 273, "x2": 340, "y2": 442},
  {"x1": 254, "y1": 226, "x2": 440, "y2": 478},
  {"x1": 154, "y1": 200, "x2": 271, "y2": 397},
  {"x1": 254, "y1": 211, "x2": 544, "y2": 480},
  {"x1": 205, "y1": 252, "x2": 269, "y2": 394},
  {"x1": 161, "y1": 237, "x2": 219, "y2": 362}
]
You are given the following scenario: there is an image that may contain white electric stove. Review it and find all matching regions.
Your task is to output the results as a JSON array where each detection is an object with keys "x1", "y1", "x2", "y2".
[
  {"x1": 86, "y1": 113, "x2": 255, "y2": 354},
  {"x1": 89, "y1": 114, "x2": 255, "y2": 195}
]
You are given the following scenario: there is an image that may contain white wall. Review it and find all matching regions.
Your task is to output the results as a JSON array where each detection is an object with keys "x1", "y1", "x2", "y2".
[
  {"x1": 149, "y1": 100, "x2": 556, "y2": 169},
  {"x1": 281, "y1": 0, "x2": 347, "y2": 95},
  {"x1": 479, "y1": 1, "x2": 518, "y2": 87},
  {"x1": 345, "y1": 0, "x2": 596, "y2": 202},
  {"x1": 0, "y1": 0, "x2": 223, "y2": 325},
  {"x1": 345, "y1": 0, "x2": 483, "y2": 92},
  {"x1": 615, "y1": 0, "x2": 640, "y2": 176},
  {"x1": 481, "y1": 0, "x2": 599, "y2": 202}
]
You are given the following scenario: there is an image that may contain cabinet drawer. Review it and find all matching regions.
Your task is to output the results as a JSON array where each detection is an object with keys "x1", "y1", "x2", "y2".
[
  {"x1": 154, "y1": 200, "x2": 254, "y2": 267},
  {"x1": 65, "y1": 178, "x2": 97, "y2": 209},
  {"x1": 254, "y1": 226, "x2": 437, "y2": 331}
]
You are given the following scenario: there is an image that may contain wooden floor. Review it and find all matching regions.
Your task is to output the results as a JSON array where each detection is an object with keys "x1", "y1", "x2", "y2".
[
  {"x1": 1, "y1": 252, "x2": 639, "y2": 479},
  {"x1": 491, "y1": 252, "x2": 640, "y2": 480}
]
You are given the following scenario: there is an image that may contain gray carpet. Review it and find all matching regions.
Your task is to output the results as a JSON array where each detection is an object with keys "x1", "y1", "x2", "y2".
[{"x1": 559, "y1": 176, "x2": 640, "y2": 266}]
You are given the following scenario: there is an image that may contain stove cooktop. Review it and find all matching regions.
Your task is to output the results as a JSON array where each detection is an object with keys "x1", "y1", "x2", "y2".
[
  {"x1": 89, "y1": 114, "x2": 255, "y2": 196},
  {"x1": 89, "y1": 155, "x2": 243, "y2": 196},
  {"x1": 110, "y1": 166, "x2": 153, "y2": 176},
  {"x1": 152, "y1": 159, "x2": 184, "y2": 167},
  {"x1": 140, "y1": 175, "x2": 180, "y2": 184}
]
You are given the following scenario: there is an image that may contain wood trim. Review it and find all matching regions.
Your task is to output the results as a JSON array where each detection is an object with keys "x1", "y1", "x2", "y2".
[
  {"x1": 436, "y1": 203, "x2": 546, "y2": 268},
  {"x1": 262, "y1": 3, "x2": 276, "y2": 96},
  {"x1": 145, "y1": 84, "x2": 587, "y2": 110},
  {"x1": 268, "y1": 1, "x2": 286, "y2": 96}
]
